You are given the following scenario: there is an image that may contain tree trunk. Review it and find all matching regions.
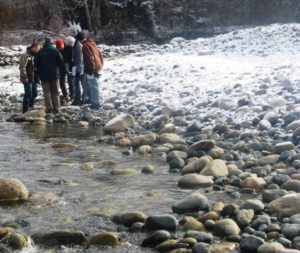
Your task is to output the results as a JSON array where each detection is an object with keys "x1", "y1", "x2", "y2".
[{"x1": 83, "y1": 0, "x2": 92, "y2": 31}]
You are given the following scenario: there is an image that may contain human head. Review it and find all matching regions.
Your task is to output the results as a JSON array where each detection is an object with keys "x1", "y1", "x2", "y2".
[
  {"x1": 76, "y1": 32, "x2": 86, "y2": 42},
  {"x1": 65, "y1": 36, "x2": 76, "y2": 47},
  {"x1": 56, "y1": 38, "x2": 64, "y2": 50},
  {"x1": 44, "y1": 37, "x2": 54, "y2": 45},
  {"x1": 30, "y1": 42, "x2": 40, "y2": 53}
]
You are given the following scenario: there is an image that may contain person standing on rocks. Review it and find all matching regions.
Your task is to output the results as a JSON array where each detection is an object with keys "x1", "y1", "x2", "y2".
[
  {"x1": 19, "y1": 42, "x2": 40, "y2": 113},
  {"x1": 35, "y1": 37, "x2": 64, "y2": 114},
  {"x1": 71, "y1": 35, "x2": 84, "y2": 106},
  {"x1": 76, "y1": 32, "x2": 104, "y2": 109}
]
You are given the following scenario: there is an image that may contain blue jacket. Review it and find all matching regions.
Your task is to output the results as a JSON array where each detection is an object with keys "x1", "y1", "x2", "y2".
[{"x1": 35, "y1": 43, "x2": 64, "y2": 82}]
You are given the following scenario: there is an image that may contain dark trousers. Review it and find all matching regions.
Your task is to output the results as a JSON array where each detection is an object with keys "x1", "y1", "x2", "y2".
[
  {"x1": 23, "y1": 82, "x2": 37, "y2": 113},
  {"x1": 60, "y1": 73, "x2": 74, "y2": 99}
]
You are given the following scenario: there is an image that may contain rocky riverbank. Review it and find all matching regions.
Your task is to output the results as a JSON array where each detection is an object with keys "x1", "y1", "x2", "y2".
[{"x1": 1, "y1": 23, "x2": 300, "y2": 252}]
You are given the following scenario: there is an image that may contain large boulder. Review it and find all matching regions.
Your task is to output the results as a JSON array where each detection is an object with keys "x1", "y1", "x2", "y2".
[
  {"x1": 104, "y1": 114, "x2": 135, "y2": 133},
  {"x1": 268, "y1": 193, "x2": 300, "y2": 217},
  {"x1": 200, "y1": 159, "x2": 228, "y2": 177},
  {"x1": 172, "y1": 193, "x2": 209, "y2": 214},
  {"x1": 0, "y1": 179, "x2": 29, "y2": 203}
]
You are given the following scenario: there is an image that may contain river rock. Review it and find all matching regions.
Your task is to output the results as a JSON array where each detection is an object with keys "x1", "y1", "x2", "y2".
[
  {"x1": 24, "y1": 110, "x2": 45, "y2": 118},
  {"x1": 129, "y1": 133, "x2": 157, "y2": 148},
  {"x1": 172, "y1": 193, "x2": 209, "y2": 214},
  {"x1": 52, "y1": 143, "x2": 77, "y2": 149},
  {"x1": 282, "y1": 224, "x2": 300, "y2": 239},
  {"x1": 268, "y1": 193, "x2": 300, "y2": 217},
  {"x1": 183, "y1": 219, "x2": 205, "y2": 232},
  {"x1": 32, "y1": 229, "x2": 86, "y2": 246},
  {"x1": 240, "y1": 176, "x2": 266, "y2": 191},
  {"x1": 4, "y1": 233, "x2": 28, "y2": 250},
  {"x1": 281, "y1": 180, "x2": 300, "y2": 192},
  {"x1": 257, "y1": 242, "x2": 285, "y2": 253},
  {"x1": 145, "y1": 215, "x2": 178, "y2": 231},
  {"x1": 181, "y1": 156, "x2": 211, "y2": 175},
  {"x1": 178, "y1": 174, "x2": 214, "y2": 189},
  {"x1": 184, "y1": 231, "x2": 213, "y2": 243},
  {"x1": 87, "y1": 232, "x2": 119, "y2": 247},
  {"x1": 290, "y1": 214, "x2": 300, "y2": 224},
  {"x1": 236, "y1": 209, "x2": 254, "y2": 226},
  {"x1": 213, "y1": 219, "x2": 240, "y2": 236},
  {"x1": 159, "y1": 133, "x2": 183, "y2": 144},
  {"x1": 154, "y1": 239, "x2": 178, "y2": 253},
  {"x1": 167, "y1": 151, "x2": 188, "y2": 162},
  {"x1": 0, "y1": 228, "x2": 14, "y2": 240},
  {"x1": 240, "y1": 235, "x2": 264, "y2": 251},
  {"x1": 257, "y1": 155, "x2": 280, "y2": 166},
  {"x1": 210, "y1": 242, "x2": 237, "y2": 253},
  {"x1": 142, "y1": 165, "x2": 155, "y2": 174},
  {"x1": 200, "y1": 159, "x2": 228, "y2": 177},
  {"x1": 198, "y1": 211, "x2": 220, "y2": 223},
  {"x1": 259, "y1": 119, "x2": 272, "y2": 130},
  {"x1": 240, "y1": 199, "x2": 265, "y2": 213},
  {"x1": 141, "y1": 230, "x2": 171, "y2": 248},
  {"x1": 217, "y1": 97, "x2": 236, "y2": 110},
  {"x1": 0, "y1": 245, "x2": 12, "y2": 253},
  {"x1": 208, "y1": 147, "x2": 224, "y2": 159},
  {"x1": 0, "y1": 178, "x2": 29, "y2": 203},
  {"x1": 104, "y1": 113, "x2": 135, "y2": 133},
  {"x1": 262, "y1": 189, "x2": 288, "y2": 203},
  {"x1": 273, "y1": 142, "x2": 295, "y2": 154},
  {"x1": 111, "y1": 168, "x2": 137, "y2": 175},
  {"x1": 138, "y1": 145, "x2": 152, "y2": 154},
  {"x1": 287, "y1": 120, "x2": 300, "y2": 131},
  {"x1": 112, "y1": 211, "x2": 147, "y2": 227},
  {"x1": 188, "y1": 140, "x2": 216, "y2": 153}
]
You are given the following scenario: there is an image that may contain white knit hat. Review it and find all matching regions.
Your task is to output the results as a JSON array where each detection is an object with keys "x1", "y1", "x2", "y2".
[{"x1": 65, "y1": 36, "x2": 76, "y2": 47}]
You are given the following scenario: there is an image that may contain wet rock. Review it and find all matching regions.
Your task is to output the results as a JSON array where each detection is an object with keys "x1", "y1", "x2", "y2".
[
  {"x1": 262, "y1": 189, "x2": 289, "y2": 203},
  {"x1": 181, "y1": 156, "x2": 211, "y2": 175},
  {"x1": 154, "y1": 239, "x2": 178, "y2": 253},
  {"x1": 222, "y1": 204, "x2": 239, "y2": 216},
  {"x1": 287, "y1": 120, "x2": 300, "y2": 131},
  {"x1": 251, "y1": 215, "x2": 271, "y2": 229},
  {"x1": 187, "y1": 120, "x2": 202, "y2": 132},
  {"x1": 145, "y1": 215, "x2": 178, "y2": 231},
  {"x1": 198, "y1": 211, "x2": 220, "y2": 223},
  {"x1": 184, "y1": 231, "x2": 213, "y2": 243},
  {"x1": 142, "y1": 165, "x2": 155, "y2": 174},
  {"x1": 178, "y1": 174, "x2": 213, "y2": 189},
  {"x1": 0, "y1": 245, "x2": 12, "y2": 253},
  {"x1": 257, "y1": 155, "x2": 280, "y2": 166},
  {"x1": 200, "y1": 159, "x2": 228, "y2": 177},
  {"x1": 240, "y1": 199, "x2": 265, "y2": 213},
  {"x1": 3, "y1": 233, "x2": 28, "y2": 250},
  {"x1": 273, "y1": 142, "x2": 295, "y2": 154},
  {"x1": 169, "y1": 158, "x2": 185, "y2": 170},
  {"x1": 282, "y1": 224, "x2": 300, "y2": 239},
  {"x1": 129, "y1": 133, "x2": 157, "y2": 148},
  {"x1": 240, "y1": 176, "x2": 266, "y2": 191},
  {"x1": 183, "y1": 219, "x2": 205, "y2": 232},
  {"x1": 23, "y1": 110, "x2": 46, "y2": 118},
  {"x1": 290, "y1": 214, "x2": 300, "y2": 224},
  {"x1": 141, "y1": 230, "x2": 170, "y2": 248},
  {"x1": 87, "y1": 232, "x2": 119, "y2": 247},
  {"x1": 281, "y1": 180, "x2": 300, "y2": 192},
  {"x1": 192, "y1": 242, "x2": 209, "y2": 253},
  {"x1": 32, "y1": 229, "x2": 86, "y2": 246},
  {"x1": 259, "y1": 119, "x2": 272, "y2": 130},
  {"x1": 208, "y1": 147, "x2": 224, "y2": 159},
  {"x1": 210, "y1": 242, "x2": 237, "y2": 253},
  {"x1": 236, "y1": 209, "x2": 254, "y2": 226},
  {"x1": 257, "y1": 242, "x2": 285, "y2": 253},
  {"x1": 0, "y1": 228, "x2": 13, "y2": 240},
  {"x1": 268, "y1": 193, "x2": 300, "y2": 217},
  {"x1": 159, "y1": 133, "x2": 184, "y2": 144},
  {"x1": 188, "y1": 140, "x2": 216, "y2": 153},
  {"x1": 111, "y1": 211, "x2": 147, "y2": 227},
  {"x1": 168, "y1": 249, "x2": 192, "y2": 253},
  {"x1": 0, "y1": 178, "x2": 29, "y2": 203},
  {"x1": 52, "y1": 143, "x2": 77, "y2": 149},
  {"x1": 111, "y1": 168, "x2": 137, "y2": 175},
  {"x1": 104, "y1": 113, "x2": 135, "y2": 133},
  {"x1": 138, "y1": 145, "x2": 152, "y2": 154},
  {"x1": 172, "y1": 193, "x2": 209, "y2": 214},
  {"x1": 272, "y1": 174, "x2": 290, "y2": 186},
  {"x1": 167, "y1": 151, "x2": 188, "y2": 162},
  {"x1": 213, "y1": 219, "x2": 240, "y2": 236},
  {"x1": 240, "y1": 235, "x2": 264, "y2": 251}
]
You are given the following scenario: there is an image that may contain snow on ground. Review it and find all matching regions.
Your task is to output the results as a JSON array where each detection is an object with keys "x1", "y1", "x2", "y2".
[{"x1": 1, "y1": 23, "x2": 300, "y2": 123}]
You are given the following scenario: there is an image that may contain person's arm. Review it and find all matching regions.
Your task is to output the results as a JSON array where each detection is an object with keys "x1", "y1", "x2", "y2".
[{"x1": 19, "y1": 54, "x2": 29, "y2": 83}]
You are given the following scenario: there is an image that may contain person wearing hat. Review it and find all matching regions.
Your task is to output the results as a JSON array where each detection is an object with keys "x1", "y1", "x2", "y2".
[
  {"x1": 56, "y1": 37, "x2": 75, "y2": 103},
  {"x1": 19, "y1": 42, "x2": 40, "y2": 113},
  {"x1": 76, "y1": 32, "x2": 104, "y2": 109},
  {"x1": 35, "y1": 37, "x2": 64, "y2": 114}
]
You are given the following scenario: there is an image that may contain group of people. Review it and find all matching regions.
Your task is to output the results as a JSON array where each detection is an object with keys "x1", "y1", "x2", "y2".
[{"x1": 19, "y1": 32, "x2": 104, "y2": 114}]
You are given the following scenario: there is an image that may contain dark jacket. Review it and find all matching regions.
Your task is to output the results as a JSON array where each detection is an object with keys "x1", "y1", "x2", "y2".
[
  {"x1": 35, "y1": 43, "x2": 64, "y2": 82},
  {"x1": 60, "y1": 45, "x2": 73, "y2": 72},
  {"x1": 19, "y1": 46, "x2": 39, "y2": 83},
  {"x1": 82, "y1": 38, "x2": 103, "y2": 75},
  {"x1": 72, "y1": 40, "x2": 83, "y2": 74}
]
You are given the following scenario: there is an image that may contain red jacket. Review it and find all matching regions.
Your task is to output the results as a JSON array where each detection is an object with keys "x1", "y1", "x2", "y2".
[{"x1": 82, "y1": 38, "x2": 103, "y2": 75}]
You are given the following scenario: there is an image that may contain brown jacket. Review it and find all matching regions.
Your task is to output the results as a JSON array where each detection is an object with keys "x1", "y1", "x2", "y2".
[{"x1": 82, "y1": 38, "x2": 103, "y2": 75}]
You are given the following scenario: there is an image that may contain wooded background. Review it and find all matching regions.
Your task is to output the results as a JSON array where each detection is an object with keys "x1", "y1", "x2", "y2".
[{"x1": 0, "y1": 0, "x2": 299, "y2": 43}]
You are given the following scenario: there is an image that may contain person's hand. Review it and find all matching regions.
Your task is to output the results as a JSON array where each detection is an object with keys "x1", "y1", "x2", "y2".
[{"x1": 21, "y1": 78, "x2": 28, "y2": 84}]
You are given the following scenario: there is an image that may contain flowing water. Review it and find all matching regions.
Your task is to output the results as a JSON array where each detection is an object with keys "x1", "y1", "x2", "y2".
[{"x1": 0, "y1": 121, "x2": 241, "y2": 252}]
